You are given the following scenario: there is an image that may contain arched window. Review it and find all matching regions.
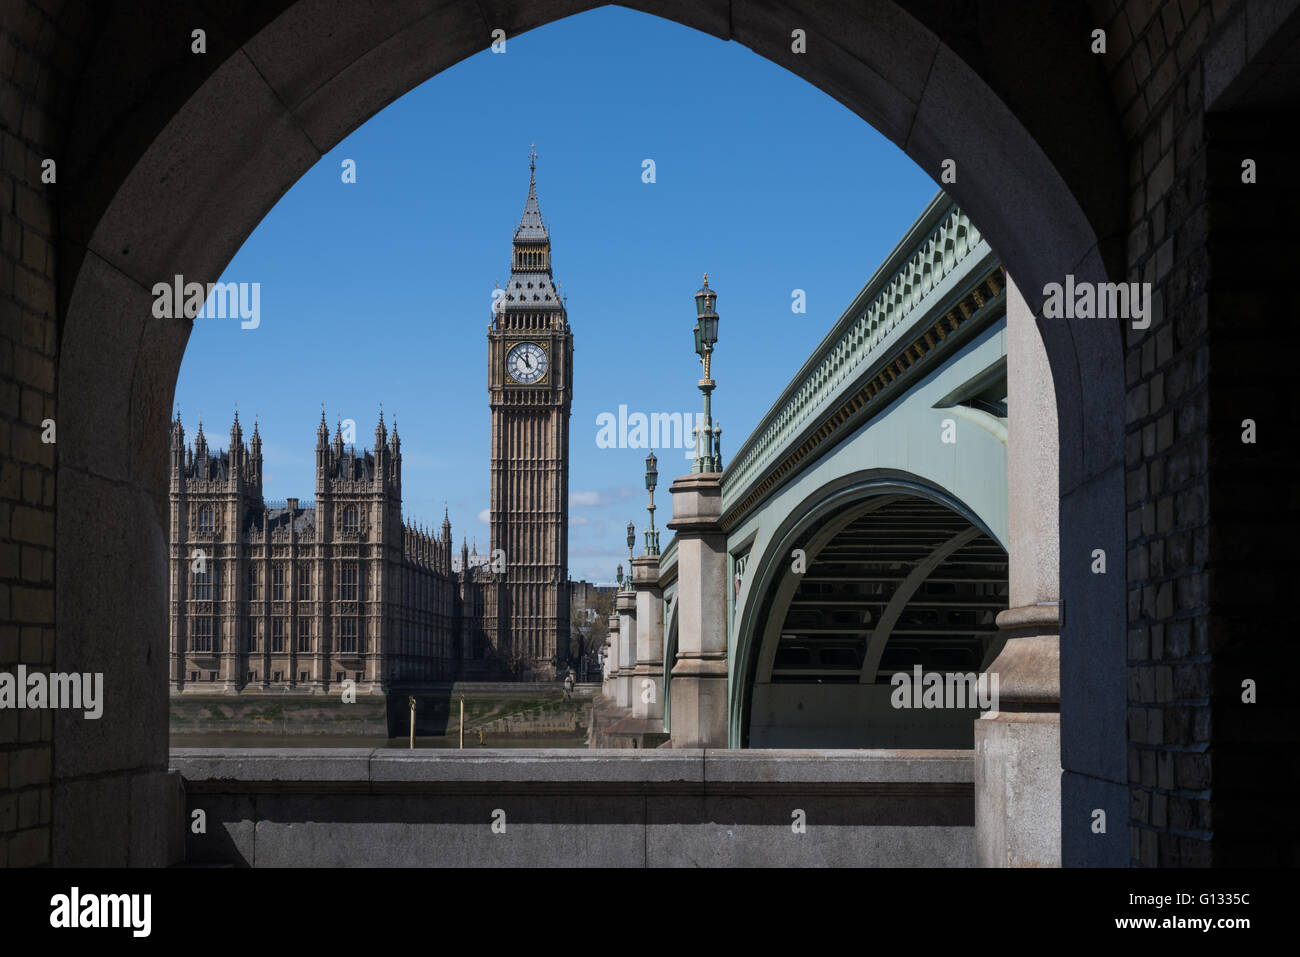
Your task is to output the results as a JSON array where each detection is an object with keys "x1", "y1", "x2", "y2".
[
  {"x1": 191, "y1": 563, "x2": 212, "y2": 600},
  {"x1": 343, "y1": 505, "x2": 358, "y2": 534},
  {"x1": 198, "y1": 505, "x2": 213, "y2": 533}
]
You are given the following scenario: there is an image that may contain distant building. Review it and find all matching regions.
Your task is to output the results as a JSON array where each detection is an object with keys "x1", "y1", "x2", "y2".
[
  {"x1": 167, "y1": 410, "x2": 502, "y2": 693},
  {"x1": 168, "y1": 159, "x2": 578, "y2": 693},
  {"x1": 568, "y1": 579, "x2": 616, "y2": 679}
]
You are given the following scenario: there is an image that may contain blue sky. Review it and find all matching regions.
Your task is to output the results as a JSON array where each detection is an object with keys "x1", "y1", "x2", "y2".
[{"x1": 173, "y1": 5, "x2": 939, "y2": 583}]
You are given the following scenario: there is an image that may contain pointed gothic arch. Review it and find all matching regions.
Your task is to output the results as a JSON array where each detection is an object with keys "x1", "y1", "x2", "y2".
[{"x1": 49, "y1": 1, "x2": 1134, "y2": 865}]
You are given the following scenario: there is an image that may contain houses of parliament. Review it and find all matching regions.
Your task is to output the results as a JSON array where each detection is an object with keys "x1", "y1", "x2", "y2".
[{"x1": 168, "y1": 158, "x2": 574, "y2": 694}]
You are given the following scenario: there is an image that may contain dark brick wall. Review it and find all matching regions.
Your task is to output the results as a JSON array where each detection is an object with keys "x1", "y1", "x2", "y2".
[
  {"x1": 1, "y1": 0, "x2": 89, "y2": 868},
  {"x1": 1201, "y1": 113, "x2": 1300, "y2": 865},
  {"x1": 1097, "y1": 0, "x2": 1300, "y2": 866}
]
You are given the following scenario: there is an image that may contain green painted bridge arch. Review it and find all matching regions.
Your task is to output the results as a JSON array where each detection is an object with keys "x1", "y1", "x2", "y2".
[{"x1": 657, "y1": 193, "x2": 1012, "y2": 748}]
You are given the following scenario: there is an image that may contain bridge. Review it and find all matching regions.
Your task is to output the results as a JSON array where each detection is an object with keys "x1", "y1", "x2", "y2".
[
  {"x1": 603, "y1": 194, "x2": 1011, "y2": 741},
  {"x1": 597, "y1": 192, "x2": 1065, "y2": 864}
]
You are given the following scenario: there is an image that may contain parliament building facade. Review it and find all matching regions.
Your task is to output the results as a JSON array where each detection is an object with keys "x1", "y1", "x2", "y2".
[{"x1": 168, "y1": 161, "x2": 573, "y2": 694}]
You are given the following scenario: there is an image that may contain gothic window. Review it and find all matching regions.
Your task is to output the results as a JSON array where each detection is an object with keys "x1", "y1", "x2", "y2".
[
  {"x1": 191, "y1": 617, "x2": 212, "y2": 652},
  {"x1": 198, "y1": 505, "x2": 213, "y2": 533},
  {"x1": 272, "y1": 564, "x2": 285, "y2": 601},
  {"x1": 338, "y1": 617, "x2": 358, "y2": 654},
  {"x1": 338, "y1": 563, "x2": 359, "y2": 601},
  {"x1": 271, "y1": 617, "x2": 285, "y2": 653},
  {"x1": 247, "y1": 564, "x2": 259, "y2": 601},
  {"x1": 298, "y1": 619, "x2": 311, "y2": 653},
  {"x1": 343, "y1": 505, "x2": 359, "y2": 534},
  {"x1": 297, "y1": 566, "x2": 312, "y2": 601},
  {"x1": 191, "y1": 562, "x2": 213, "y2": 601},
  {"x1": 248, "y1": 617, "x2": 259, "y2": 652}
]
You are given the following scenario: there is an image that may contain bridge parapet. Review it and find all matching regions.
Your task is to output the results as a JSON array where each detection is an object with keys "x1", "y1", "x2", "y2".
[
  {"x1": 722, "y1": 194, "x2": 991, "y2": 523},
  {"x1": 173, "y1": 748, "x2": 974, "y2": 866}
]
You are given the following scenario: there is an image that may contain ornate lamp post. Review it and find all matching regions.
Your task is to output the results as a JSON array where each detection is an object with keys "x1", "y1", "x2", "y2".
[
  {"x1": 691, "y1": 274, "x2": 722, "y2": 473},
  {"x1": 625, "y1": 520, "x2": 635, "y2": 580},
  {"x1": 644, "y1": 450, "x2": 660, "y2": 555},
  {"x1": 616, "y1": 563, "x2": 624, "y2": 589}
]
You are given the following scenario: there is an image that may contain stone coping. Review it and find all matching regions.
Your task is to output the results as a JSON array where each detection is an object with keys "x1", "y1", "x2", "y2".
[{"x1": 171, "y1": 748, "x2": 973, "y2": 792}]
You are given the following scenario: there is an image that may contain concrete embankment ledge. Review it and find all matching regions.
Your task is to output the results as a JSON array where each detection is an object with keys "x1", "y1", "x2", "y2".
[{"x1": 172, "y1": 748, "x2": 974, "y2": 866}]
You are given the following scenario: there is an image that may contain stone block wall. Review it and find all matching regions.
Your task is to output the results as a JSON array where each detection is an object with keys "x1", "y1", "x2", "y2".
[
  {"x1": 1093, "y1": 0, "x2": 1300, "y2": 865},
  {"x1": 0, "y1": 0, "x2": 97, "y2": 868}
]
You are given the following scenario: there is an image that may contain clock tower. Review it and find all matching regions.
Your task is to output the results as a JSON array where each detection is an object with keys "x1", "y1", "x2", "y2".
[{"x1": 487, "y1": 148, "x2": 573, "y2": 677}]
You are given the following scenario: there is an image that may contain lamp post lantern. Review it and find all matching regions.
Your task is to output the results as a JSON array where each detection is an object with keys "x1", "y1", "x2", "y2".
[
  {"x1": 691, "y1": 274, "x2": 723, "y2": 473},
  {"x1": 626, "y1": 520, "x2": 635, "y2": 574},
  {"x1": 644, "y1": 450, "x2": 660, "y2": 555}
]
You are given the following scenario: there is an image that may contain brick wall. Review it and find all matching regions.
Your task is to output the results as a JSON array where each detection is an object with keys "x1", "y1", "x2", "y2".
[
  {"x1": 1, "y1": 0, "x2": 100, "y2": 868},
  {"x1": 2, "y1": 0, "x2": 62, "y2": 868},
  {"x1": 1095, "y1": 0, "x2": 1298, "y2": 866}
]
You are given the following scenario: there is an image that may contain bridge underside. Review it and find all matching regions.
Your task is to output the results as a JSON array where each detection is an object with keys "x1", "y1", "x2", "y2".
[{"x1": 748, "y1": 495, "x2": 1007, "y2": 748}]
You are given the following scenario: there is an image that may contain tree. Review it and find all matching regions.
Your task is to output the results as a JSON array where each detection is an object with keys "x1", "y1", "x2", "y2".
[{"x1": 570, "y1": 588, "x2": 613, "y2": 676}]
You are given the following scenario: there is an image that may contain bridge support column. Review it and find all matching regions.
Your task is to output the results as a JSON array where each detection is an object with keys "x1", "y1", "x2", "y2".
[
  {"x1": 603, "y1": 610, "x2": 619, "y2": 699},
  {"x1": 615, "y1": 589, "x2": 637, "y2": 709},
  {"x1": 631, "y1": 556, "x2": 664, "y2": 726},
  {"x1": 976, "y1": 273, "x2": 1061, "y2": 867},
  {"x1": 667, "y1": 473, "x2": 728, "y2": 748}
]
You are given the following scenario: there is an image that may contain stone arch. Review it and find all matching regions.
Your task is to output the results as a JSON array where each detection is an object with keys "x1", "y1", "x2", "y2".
[{"x1": 52, "y1": 1, "x2": 1128, "y2": 864}]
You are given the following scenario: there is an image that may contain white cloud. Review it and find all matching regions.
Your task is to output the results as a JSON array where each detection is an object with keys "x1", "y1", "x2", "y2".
[
  {"x1": 477, "y1": 508, "x2": 490, "y2": 525},
  {"x1": 570, "y1": 516, "x2": 589, "y2": 526},
  {"x1": 571, "y1": 486, "x2": 643, "y2": 508}
]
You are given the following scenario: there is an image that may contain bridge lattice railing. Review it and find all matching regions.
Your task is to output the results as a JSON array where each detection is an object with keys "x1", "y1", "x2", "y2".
[{"x1": 721, "y1": 195, "x2": 984, "y2": 515}]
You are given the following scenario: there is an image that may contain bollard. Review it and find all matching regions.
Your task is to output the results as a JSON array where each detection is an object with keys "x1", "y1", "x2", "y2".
[{"x1": 408, "y1": 695, "x2": 416, "y2": 749}]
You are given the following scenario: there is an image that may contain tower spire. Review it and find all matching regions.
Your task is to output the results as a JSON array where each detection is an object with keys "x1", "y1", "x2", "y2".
[{"x1": 515, "y1": 145, "x2": 546, "y2": 243}]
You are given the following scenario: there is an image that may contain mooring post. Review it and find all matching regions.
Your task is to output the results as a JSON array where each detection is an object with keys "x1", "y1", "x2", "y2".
[
  {"x1": 408, "y1": 695, "x2": 416, "y2": 750},
  {"x1": 459, "y1": 695, "x2": 465, "y2": 749}
]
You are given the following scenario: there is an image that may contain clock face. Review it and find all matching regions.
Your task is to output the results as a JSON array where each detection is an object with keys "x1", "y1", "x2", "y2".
[{"x1": 506, "y1": 341, "x2": 548, "y2": 384}]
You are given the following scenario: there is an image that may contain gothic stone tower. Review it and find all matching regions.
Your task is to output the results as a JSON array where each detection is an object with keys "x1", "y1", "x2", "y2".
[{"x1": 487, "y1": 151, "x2": 573, "y2": 677}]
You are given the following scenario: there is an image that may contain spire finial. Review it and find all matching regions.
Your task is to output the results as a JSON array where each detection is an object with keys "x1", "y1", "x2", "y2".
[{"x1": 529, "y1": 142, "x2": 537, "y2": 181}]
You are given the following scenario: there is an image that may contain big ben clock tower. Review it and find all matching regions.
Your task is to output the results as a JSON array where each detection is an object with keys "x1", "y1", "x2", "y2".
[{"x1": 487, "y1": 147, "x2": 573, "y2": 677}]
